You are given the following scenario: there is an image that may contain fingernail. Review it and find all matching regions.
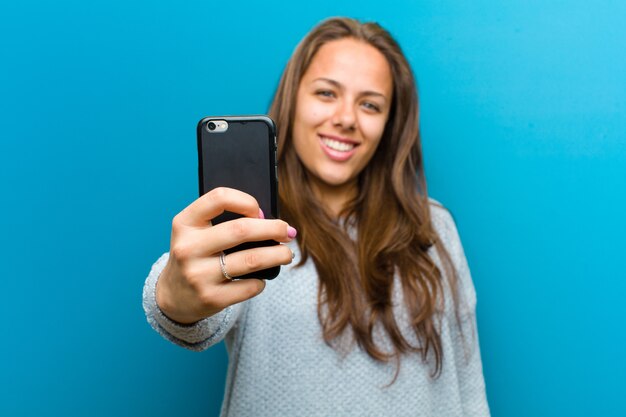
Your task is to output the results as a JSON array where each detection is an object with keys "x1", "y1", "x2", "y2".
[
  {"x1": 259, "y1": 208, "x2": 265, "y2": 219},
  {"x1": 287, "y1": 226, "x2": 297, "y2": 239}
]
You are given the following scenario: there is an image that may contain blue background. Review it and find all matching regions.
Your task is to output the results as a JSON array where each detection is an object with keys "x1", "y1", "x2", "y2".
[{"x1": 1, "y1": 0, "x2": 625, "y2": 416}]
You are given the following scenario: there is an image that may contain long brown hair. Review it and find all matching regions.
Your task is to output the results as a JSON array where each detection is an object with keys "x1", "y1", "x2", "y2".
[{"x1": 269, "y1": 17, "x2": 461, "y2": 379}]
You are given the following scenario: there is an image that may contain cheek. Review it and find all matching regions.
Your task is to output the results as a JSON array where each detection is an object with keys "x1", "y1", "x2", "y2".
[
  {"x1": 293, "y1": 100, "x2": 320, "y2": 152},
  {"x1": 360, "y1": 116, "x2": 388, "y2": 146},
  {"x1": 298, "y1": 98, "x2": 333, "y2": 127}
]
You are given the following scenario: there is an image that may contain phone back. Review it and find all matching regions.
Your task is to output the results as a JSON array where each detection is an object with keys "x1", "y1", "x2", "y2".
[{"x1": 197, "y1": 115, "x2": 280, "y2": 279}]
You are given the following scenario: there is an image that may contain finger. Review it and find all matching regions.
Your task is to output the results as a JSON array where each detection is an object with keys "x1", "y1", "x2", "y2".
[
  {"x1": 214, "y1": 278, "x2": 267, "y2": 308},
  {"x1": 219, "y1": 245, "x2": 295, "y2": 278},
  {"x1": 198, "y1": 218, "x2": 296, "y2": 255},
  {"x1": 177, "y1": 187, "x2": 262, "y2": 227}
]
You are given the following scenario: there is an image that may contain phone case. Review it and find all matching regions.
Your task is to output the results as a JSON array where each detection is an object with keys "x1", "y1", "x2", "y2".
[{"x1": 197, "y1": 115, "x2": 280, "y2": 280}]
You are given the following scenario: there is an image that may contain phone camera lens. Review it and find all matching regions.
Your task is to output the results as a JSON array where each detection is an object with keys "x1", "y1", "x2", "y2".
[{"x1": 208, "y1": 122, "x2": 216, "y2": 131}]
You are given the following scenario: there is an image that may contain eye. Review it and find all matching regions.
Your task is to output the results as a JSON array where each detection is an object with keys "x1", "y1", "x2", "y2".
[
  {"x1": 361, "y1": 101, "x2": 381, "y2": 113},
  {"x1": 315, "y1": 89, "x2": 336, "y2": 99}
]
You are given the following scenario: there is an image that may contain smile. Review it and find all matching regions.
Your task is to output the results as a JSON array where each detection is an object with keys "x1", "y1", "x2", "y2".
[
  {"x1": 318, "y1": 134, "x2": 359, "y2": 162},
  {"x1": 321, "y1": 137, "x2": 355, "y2": 152}
]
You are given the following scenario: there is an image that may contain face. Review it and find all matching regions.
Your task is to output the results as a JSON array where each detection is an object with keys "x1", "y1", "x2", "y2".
[{"x1": 292, "y1": 37, "x2": 393, "y2": 203}]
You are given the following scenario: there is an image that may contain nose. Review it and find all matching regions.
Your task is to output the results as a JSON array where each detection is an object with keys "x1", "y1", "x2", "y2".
[{"x1": 331, "y1": 99, "x2": 357, "y2": 131}]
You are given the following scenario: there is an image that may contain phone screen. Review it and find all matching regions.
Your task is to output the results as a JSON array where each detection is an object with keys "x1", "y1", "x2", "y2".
[
  {"x1": 197, "y1": 116, "x2": 280, "y2": 279},
  {"x1": 199, "y1": 117, "x2": 278, "y2": 220}
]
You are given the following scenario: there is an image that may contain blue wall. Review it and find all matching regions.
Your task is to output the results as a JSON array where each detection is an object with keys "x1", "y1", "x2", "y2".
[{"x1": 1, "y1": 1, "x2": 625, "y2": 416}]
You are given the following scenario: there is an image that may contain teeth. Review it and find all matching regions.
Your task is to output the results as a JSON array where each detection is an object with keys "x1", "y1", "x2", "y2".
[{"x1": 322, "y1": 138, "x2": 355, "y2": 152}]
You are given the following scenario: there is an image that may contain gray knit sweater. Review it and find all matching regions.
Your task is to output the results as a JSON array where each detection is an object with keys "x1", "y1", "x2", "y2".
[{"x1": 143, "y1": 202, "x2": 490, "y2": 416}]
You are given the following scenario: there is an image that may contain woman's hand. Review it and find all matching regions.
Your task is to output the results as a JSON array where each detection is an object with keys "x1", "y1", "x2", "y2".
[{"x1": 155, "y1": 187, "x2": 297, "y2": 324}]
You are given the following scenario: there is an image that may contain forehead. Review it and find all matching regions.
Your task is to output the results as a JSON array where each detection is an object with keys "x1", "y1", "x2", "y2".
[{"x1": 303, "y1": 38, "x2": 393, "y2": 94}]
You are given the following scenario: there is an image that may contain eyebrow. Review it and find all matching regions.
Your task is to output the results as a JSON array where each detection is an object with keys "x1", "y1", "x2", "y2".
[{"x1": 312, "y1": 77, "x2": 388, "y2": 101}]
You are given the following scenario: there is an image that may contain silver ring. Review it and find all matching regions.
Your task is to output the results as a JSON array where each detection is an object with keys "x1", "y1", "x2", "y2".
[{"x1": 219, "y1": 252, "x2": 233, "y2": 280}]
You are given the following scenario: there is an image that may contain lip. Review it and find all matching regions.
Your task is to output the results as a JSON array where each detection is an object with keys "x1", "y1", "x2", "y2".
[{"x1": 318, "y1": 134, "x2": 359, "y2": 162}]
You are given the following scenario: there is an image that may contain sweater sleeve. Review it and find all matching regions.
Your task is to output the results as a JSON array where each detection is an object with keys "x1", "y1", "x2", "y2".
[
  {"x1": 430, "y1": 202, "x2": 491, "y2": 416},
  {"x1": 142, "y1": 252, "x2": 243, "y2": 351}
]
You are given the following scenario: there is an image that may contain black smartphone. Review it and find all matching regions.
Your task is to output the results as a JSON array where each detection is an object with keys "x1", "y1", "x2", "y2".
[{"x1": 197, "y1": 115, "x2": 280, "y2": 280}]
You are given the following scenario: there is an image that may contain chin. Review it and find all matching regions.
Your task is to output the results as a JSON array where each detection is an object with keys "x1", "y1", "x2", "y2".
[{"x1": 319, "y1": 174, "x2": 353, "y2": 187}]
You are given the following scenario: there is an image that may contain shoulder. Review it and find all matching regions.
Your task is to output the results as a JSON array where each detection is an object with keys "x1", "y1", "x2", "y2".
[
  {"x1": 426, "y1": 196, "x2": 462, "y2": 265},
  {"x1": 427, "y1": 197, "x2": 458, "y2": 240},
  {"x1": 426, "y1": 197, "x2": 477, "y2": 314},
  {"x1": 426, "y1": 196, "x2": 464, "y2": 274}
]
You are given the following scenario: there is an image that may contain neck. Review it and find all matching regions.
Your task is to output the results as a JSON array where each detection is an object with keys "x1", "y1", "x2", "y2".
[{"x1": 309, "y1": 177, "x2": 357, "y2": 218}]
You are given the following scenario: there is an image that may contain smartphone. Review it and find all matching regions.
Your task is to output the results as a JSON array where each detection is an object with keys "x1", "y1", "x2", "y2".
[{"x1": 197, "y1": 115, "x2": 280, "y2": 280}]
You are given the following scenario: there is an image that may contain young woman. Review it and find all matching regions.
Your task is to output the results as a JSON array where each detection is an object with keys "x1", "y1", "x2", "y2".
[{"x1": 143, "y1": 17, "x2": 490, "y2": 416}]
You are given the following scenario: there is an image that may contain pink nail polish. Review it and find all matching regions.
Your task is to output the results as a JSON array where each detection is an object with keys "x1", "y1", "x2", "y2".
[
  {"x1": 259, "y1": 208, "x2": 265, "y2": 219},
  {"x1": 287, "y1": 226, "x2": 297, "y2": 239}
]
